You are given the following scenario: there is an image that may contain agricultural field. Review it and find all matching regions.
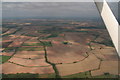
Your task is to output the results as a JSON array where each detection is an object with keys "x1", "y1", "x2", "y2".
[{"x1": 1, "y1": 19, "x2": 119, "y2": 79}]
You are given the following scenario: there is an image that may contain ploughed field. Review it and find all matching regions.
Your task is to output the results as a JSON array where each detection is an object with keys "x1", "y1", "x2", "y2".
[{"x1": 1, "y1": 19, "x2": 119, "y2": 78}]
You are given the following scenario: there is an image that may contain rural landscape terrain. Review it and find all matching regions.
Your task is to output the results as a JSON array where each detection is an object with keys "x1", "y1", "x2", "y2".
[{"x1": 1, "y1": 18, "x2": 119, "y2": 78}]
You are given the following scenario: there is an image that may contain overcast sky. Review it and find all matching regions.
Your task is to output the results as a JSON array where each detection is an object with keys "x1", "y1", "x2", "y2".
[{"x1": 1, "y1": 2, "x2": 107, "y2": 19}]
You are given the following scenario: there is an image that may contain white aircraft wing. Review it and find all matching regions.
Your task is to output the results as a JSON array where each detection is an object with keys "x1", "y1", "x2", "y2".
[{"x1": 94, "y1": 0, "x2": 119, "y2": 56}]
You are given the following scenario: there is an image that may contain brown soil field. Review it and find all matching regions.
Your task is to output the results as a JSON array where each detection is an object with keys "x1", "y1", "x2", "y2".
[
  {"x1": 48, "y1": 37, "x2": 65, "y2": 42},
  {"x1": 22, "y1": 46, "x2": 43, "y2": 47},
  {"x1": 13, "y1": 51, "x2": 45, "y2": 59},
  {"x1": 24, "y1": 37, "x2": 39, "y2": 43},
  {"x1": 8, "y1": 41, "x2": 23, "y2": 47},
  {"x1": 9, "y1": 57, "x2": 50, "y2": 67},
  {"x1": 8, "y1": 36, "x2": 30, "y2": 47},
  {"x1": 2, "y1": 62, "x2": 54, "y2": 74},
  {"x1": 64, "y1": 32, "x2": 95, "y2": 45},
  {"x1": 91, "y1": 61, "x2": 118, "y2": 76},
  {"x1": 94, "y1": 37, "x2": 104, "y2": 42},
  {"x1": 8, "y1": 51, "x2": 49, "y2": 67},
  {"x1": 3, "y1": 36, "x2": 16, "y2": 42},
  {"x1": 14, "y1": 30, "x2": 27, "y2": 36},
  {"x1": 47, "y1": 43, "x2": 88, "y2": 64},
  {"x1": 91, "y1": 48, "x2": 118, "y2": 61},
  {"x1": 56, "y1": 53, "x2": 100, "y2": 76},
  {"x1": 2, "y1": 29, "x2": 17, "y2": 35},
  {"x1": 2, "y1": 52, "x2": 14, "y2": 56},
  {"x1": 90, "y1": 42, "x2": 107, "y2": 49}
]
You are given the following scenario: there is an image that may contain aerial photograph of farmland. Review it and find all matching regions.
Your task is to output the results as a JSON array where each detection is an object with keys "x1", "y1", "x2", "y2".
[{"x1": 1, "y1": 2, "x2": 119, "y2": 79}]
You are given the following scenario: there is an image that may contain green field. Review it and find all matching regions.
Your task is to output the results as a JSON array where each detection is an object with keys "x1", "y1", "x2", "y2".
[
  {"x1": 92, "y1": 74, "x2": 118, "y2": 78},
  {"x1": 2, "y1": 72, "x2": 118, "y2": 78},
  {"x1": 62, "y1": 71, "x2": 91, "y2": 78},
  {"x1": 62, "y1": 41, "x2": 69, "y2": 45},
  {"x1": 23, "y1": 41, "x2": 52, "y2": 47},
  {"x1": 22, "y1": 43, "x2": 44, "y2": 46},
  {"x1": 2, "y1": 73, "x2": 55, "y2": 78},
  {"x1": 3, "y1": 47, "x2": 18, "y2": 52},
  {"x1": 62, "y1": 71, "x2": 118, "y2": 78},
  {"x1": 45, "y1": 33, "x2": 59, "y2": 39},
  {"x1": 2, "y1": 73, "x2": 39, "y2": 78},
  {"x1": 0, "y1": 55, "x2": 11, "y2": 64}
]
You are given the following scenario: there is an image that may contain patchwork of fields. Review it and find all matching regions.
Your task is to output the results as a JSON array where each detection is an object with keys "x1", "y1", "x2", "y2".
[{"x1": 1, "y1": 19, "x2": 119, "y2": 78}]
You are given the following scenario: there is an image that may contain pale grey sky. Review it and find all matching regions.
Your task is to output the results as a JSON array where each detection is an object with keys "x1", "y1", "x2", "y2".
[
  {"x1": 2, "y1": 0, "x2": 119, "y2": 2},
  {"x1": 2, "y1": 2, "x2": 118, "y2": 19},
  {"x1": 3, "y1": 2, "x2": 102, "y2": 19}
]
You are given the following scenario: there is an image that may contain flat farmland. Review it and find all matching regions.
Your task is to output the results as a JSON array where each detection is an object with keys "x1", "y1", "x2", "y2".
[
  {"x1": 2, "y1": 62, "x2": 54, "y2": 74},
  {"x1": 8, "y1": 36, "x2": 31, "y2": 47},
  {"x1": 2, "y1": 19, "x2": 119, "y2": 78},
  {"x1": 64, "y1": 32, "x2": 95, "y2": 44},
  {"x1": 2, "y1": 36, "x2": 17, "y2": 42},
  {"x1": 46, "y1": 32, "x2": 94, "y2": 64},
  {"x1": 47, "y1": 43, "x2": 87, "y2": 64},
  {"x1": 56, "y1": 53, "x2": 100, "y2": 76},
  {"x1": 8, "y1": 57, "x2": 50, "y2": 67},
  {"x1": 91, "y1": 48, "x2": 118, "y2": 61},
  {"x1": 91, "y1": 61, "x2": 118, "y2": 76},
  {"x1": 18, "y1": 47, "x2": 44, "y2": 51},
  {"x1": 13, "y1": 51, "x2": 45, "y2": 59},
  {"x1": 24, "y1": 37, "x2": 39, "y2": 43},
  {"x1": 2, "y1": 28, "x2": 17, "y2": 36}
]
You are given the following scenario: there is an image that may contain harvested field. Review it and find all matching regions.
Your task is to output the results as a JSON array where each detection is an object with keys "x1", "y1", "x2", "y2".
[
  {"x1": 2, "y1": 62, "x2": 54, "y2": 74},
  {"x1": 2, "y1": 52, "x2": 14, "y2": 56},
  {"x1": 24, "y1": 37, "x2": 39, "y2": 43},
  {"x1": 7, "y1": 50, "x2": 50, "y2": 67},
  {"x1": 8, "y1": 36, "x2": 30, "y2": 47},
  {"x1": 47, "y1": 43, "x2": 88, "y2": 64},
  {"x1": 14, "y1": 51, "x2": 45, "y2": 59},
  {"x1": 90, "y1": 42, "x2": 107, "y2": 49},
  {"x1": 2, "y1": 19, "x2": 119, "y2": 78},
  {"x1": 8, "y1": 40, "x2": 23, "y2": 47},
  {"x1": 91, "y1": 61, "x2": 118, "y2": 76},
  {"x1": 56, "y1": 53, "x2": 100, "y2": 76},
  {"x1": 14, "y1": 31, "x2": 26, "y2": 36},
  {"x1": 8, "y1": 57, "x2": 50, "y2": 67},
  {"x1": 48, "y1": 37, "x2": 65, "y2": 42},
  {"x1": 2, "y1": 36, "x2": 16, "y2": 42},
  {"x1": 65, "y1": 32, "x2": 95, "y2": 45},
  {"x1": 2, "y1": 29, "x2": 17, "y2": 35},
  {"x1": 91, "y1": 48, "x2": 118, "y2": 61},
  {"x1": 18, "y1": 47, "x2": 44, "y2": 51},
  {"x1": 22, "y1": 43, "x2": 45, "y2": 47},
  {"x1": 94, "y1": 37, "x2": 104, "y2": 42}
]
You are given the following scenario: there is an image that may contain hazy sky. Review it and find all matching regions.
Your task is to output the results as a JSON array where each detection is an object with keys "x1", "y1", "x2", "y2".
[
  {"x1": 2, "y1": 0, "x2": 119, "y2": 2},
  {"x1": 2, "y1": 2, "x2": 114, "y2": 19}
]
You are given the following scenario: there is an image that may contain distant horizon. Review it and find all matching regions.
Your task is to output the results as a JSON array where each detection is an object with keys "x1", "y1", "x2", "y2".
[
  {"x1": 2, "y1": 2, "x2": 102, "y2": 19},
  {"x1": 2, "y1": 16, "x2": 103, "y2": 21}
]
